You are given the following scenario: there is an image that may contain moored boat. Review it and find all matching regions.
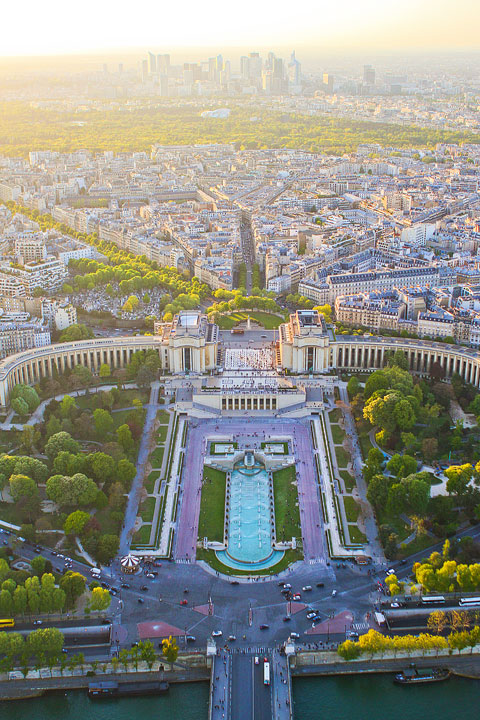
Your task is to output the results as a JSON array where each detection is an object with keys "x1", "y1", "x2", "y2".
[{"x1": 394, "y1": 666, "x2": 450, "y2": 685}]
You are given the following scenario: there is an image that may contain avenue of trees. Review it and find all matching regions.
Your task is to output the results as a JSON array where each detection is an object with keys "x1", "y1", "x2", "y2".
[
  {"x1": 337, "y1": 626, "x2": 480, "y2": 661},
  {"x1": 0, "y1": 557, "x2": 110, "y2": 617}
]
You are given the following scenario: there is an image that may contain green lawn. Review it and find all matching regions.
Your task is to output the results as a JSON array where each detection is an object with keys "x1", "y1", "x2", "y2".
[
  {"x1": 335, "y1": 445, "x2": 350, "y2": 468},
  {"x1": 330, "y1": 424, "x2": 345, "y2": 445},
  {"x1": 157, "y1": 425, "x2": 168, "y2": 442},
  {"x1": 95, "y1": 507, "x2": 122, "y2": 535},
  {"x1": 156, "y1": 410, "x2": 170, "y2": 424},
  {"x1": 344, "y1": 496, "x2": 360, "y2": 522},
  {"x1": 399, "y1": 533, "x2": 438, "y2": 557},
  {"x1": 197, "y1": 547, "x2": 303, "y2": 577},
  {"x1": 198, "y1": 467, "x2": 226, "y2": 543},
  {"x1": 348, "y1": 525, "x2": 367, "y2": 544},
  {"x1": 140, "y1": 496, "x2": 157, "y2": 523},
  {"x1": 216, "y1": 311, "x2": 284, "y2": 330},
  {"x1": 132, "y1": 524, "x2": 152, "y2": 546},
  {"x1": 145, "y1": 470, "x2": 161, "y2": 493},
  {"x1": 329, "y1": 408, "x2": 342, "y2": 423},
  {"x1": 149, "y1": 446, "x2": 164, "y2": 468},
  {"x1": 272, "y1": 465, "x2": 301, "y2": 542},
  {"x1": 340, "y1": 470, "x2": 356, "y2": 492}
]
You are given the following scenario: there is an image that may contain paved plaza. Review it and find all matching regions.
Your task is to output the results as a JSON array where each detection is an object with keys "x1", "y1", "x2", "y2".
[
  {"x1": 224, "y1": 347, "x2": 274, "y2": 370},
  {"x1": 174, "y1": 417, "x2": 326, "y2": 564}
]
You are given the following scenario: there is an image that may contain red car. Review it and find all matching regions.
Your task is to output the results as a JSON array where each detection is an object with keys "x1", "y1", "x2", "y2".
[{"x1": 180, "y1": 599, "x2": 188, "y2": 605}]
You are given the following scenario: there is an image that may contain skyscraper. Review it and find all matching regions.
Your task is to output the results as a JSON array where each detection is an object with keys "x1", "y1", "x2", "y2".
[
  {"x1": 323, "y1": 73, "x2": 334, "y2": 93},
  {"x1": 288, "y1": 51, "x2": 301, "y2": 86},
  {"x1": 148, "y1": 52, "x2": 157, "y2": 74},
  {"x1": 363, "y1": 64, "x2": 375, "y2": 85}
]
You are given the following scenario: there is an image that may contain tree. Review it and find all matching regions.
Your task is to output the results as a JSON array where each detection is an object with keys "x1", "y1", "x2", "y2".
[
  {"x1": 139, "y1": 640, "x2": 156, "y2": 669},
  {"x1": 60, "y1": 572, "x2": 86, "y2": 608},
  {"x1": 89, "y1": 587, "x2": 111, "y2": 612},
  {"x1": 95, "y1": 534, "x2": 119, "y2": 564},
  {"x1": 45, "y1": 432, "x2": 80, "y2": 460},
  {"x1": 13, "y1": 457, "x2": 48, "y2": 483},
  {"x1": 117, "y1": 458, "x2": 136, "y2": 487},
  {"x1": 445, "y1": 464, "x2": 473, "y2": 497},
  {"x1": 28, "y1": 627, "x2": 64, "y2": 659},
  {"x1": 427, "y1": 610, "x2": 447, "y2": 635},
  {"x1": 64, "y1": 510, "x2": 90, "y2": 536},
  {"x1": 60, "y1": 395, "x2": 76, "y2": 418},
  {"x1": 9, "y1": 475, "x2": 38, "y2": 502},
  {"x1": 93, "y1": 409, "x2": 114, "y2": 436},
  {"x1": 59, "y1": 324, "x2": 93, "y2": 342},
  {"x1": 30, "y1": 555, "x2": 47, "y2": 576},
  {"x1": 52, "y1": 451, "x2": 85, "y2": 477},
  {"x1": 11, "y1": 385, "x2": 40, "y2": 412},
  {"x1": 337, "y1": 639, "x2": 361, "y2": 661},
  {"x1": 12, "y1": 586, "x2": 27, "y2": 616},
  {"x1": 89, "y1": 452, "x2": 116, "y2": 483},
  {"x1": 46, "y1": 473, "x2": 97, "y2": 508},
  {"x1": 347, "y1": 376, "x2": 360, "y2": 399},
  {"x1": 422, "y1": 437, "x2": 438, "y2": 462},
  {"x1": 366, "y1": 474, "x2": 390, "y2": 510},
  {"x1": 162, "y1": 635, "x2": 178, "y2": 664},
  {"x1": 99, "y1": 364, "x2": 111, "y2": 379},
  {"x1": 117, "y1": 424, "x2": 134, "y2": 454},
  {"x1": 19, "y1": 426, "x2": 40, "y2": 454},
  {"x1": 136, "y1": 365, "x2": 155, "y2": 389},
  {"x1": 11, "y1": 397, "x2": 29, "y2": 417},
  {"x1": 386, "y1": 453, "x2": 417, "y2": 479}
]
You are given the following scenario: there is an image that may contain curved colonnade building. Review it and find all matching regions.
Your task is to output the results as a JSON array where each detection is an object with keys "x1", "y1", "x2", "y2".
[{"x1": 0, "y1": 309, "x2": 479, "y2": 407}]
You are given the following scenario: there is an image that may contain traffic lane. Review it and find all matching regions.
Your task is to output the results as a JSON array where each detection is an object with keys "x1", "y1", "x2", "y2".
[
  {"x1": 231, "y1": 654, "x2": 253, "y2": 720},
  {"x1": 253, "y1": 654, "x2": 272, "y2": 720}
]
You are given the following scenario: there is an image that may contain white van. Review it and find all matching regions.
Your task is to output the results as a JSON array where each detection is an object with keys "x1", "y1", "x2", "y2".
[{"x1": 90, "y1": 568, "x2": 101, "y2": 578}]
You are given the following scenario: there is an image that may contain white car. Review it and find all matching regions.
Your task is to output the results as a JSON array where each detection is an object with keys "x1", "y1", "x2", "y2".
[
  {"x1": 331, "y1": 590, "x2": 337, "y2": 597},
  {"x1": 290, "y1": 632, "x2": 300, "y2": 639},
  {"x1": 254, "y1": 656, "x2": 259, "y2": 665},
  {"x1": 212, "y1": 630, "x2": 222, "y2": 637},
  {"x1": 302, "y1": 586, "x2": 312, "y2": 592},
  {"x1": 386, "y1": 569, "x2": 395, "y2": 576},
  {"x1": 306, "y1": 612, "x2": 317, "y2": 619}
]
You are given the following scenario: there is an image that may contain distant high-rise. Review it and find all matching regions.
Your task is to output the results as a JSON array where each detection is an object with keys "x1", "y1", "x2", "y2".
[
  {"x1": 141, "y1": 59, "x2": 148, "y2": 82},
  {"x1": 240, "y1": 56, "x2": 250, "y2": 80},
  {"x1": 157, "y1": 54, "x2": 170, "y2": 75},
  {"x1": 148, "y1": 52, "x2": 157, "y2": 74},
  {"x1": 363, "y1": 64, "x2": 375, "y2": 85},
  {"x1": 288, "y1": 51, "x2": 301, "y2": 86},
  {"x1": 323, "y1": 73, "x2": 334, "y2": 93},
  {"x1": 249, "y1": 53, "x2": 262, "y2": 80}
]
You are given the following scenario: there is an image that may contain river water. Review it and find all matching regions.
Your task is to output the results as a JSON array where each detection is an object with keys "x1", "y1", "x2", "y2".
[{"x1": 0, "y1": 675, "x2": 477, "y2": 720}]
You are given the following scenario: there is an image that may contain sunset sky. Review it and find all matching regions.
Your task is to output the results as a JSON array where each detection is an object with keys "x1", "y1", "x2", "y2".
[{"x1": 2, "y1": 0, "x2": 479, "y2": 56}]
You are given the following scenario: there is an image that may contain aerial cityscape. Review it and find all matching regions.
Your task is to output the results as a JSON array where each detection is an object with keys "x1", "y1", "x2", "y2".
[{"x1": 0, "y1": 1, "x2": 480, "y2": 719}]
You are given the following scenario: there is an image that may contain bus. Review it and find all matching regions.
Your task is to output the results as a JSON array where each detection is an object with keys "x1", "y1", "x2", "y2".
[
  {"x1": 263, "y1": 661, "x2": 270, "y2": 686},
  {"x1": 421, "y1": 596, "x2": 445, "y2": 605},
  {"x1": 0, "y1": 619, "x2": 14, "y2": 629},
  {"x1": 459, "y1": 597, "x2": 480, "y2": 607},
  {"x1": 231, "y1": 328, "x2": 244, "y2": 335}
]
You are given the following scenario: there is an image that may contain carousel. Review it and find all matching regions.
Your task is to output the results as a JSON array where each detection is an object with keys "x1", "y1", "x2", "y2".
[{"x1": 120, "y1": 553, "x2": 141, "y2": 574}]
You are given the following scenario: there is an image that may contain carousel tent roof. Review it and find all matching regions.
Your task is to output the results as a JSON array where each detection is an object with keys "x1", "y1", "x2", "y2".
[{"x1": 120, "y1": 553, "x2": 140, "y2": 568}]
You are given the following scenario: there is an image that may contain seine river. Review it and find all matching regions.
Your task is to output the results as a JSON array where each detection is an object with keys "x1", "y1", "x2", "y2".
[{"x1": 0, "y1": 675, "x2": 478, "y2": 720}]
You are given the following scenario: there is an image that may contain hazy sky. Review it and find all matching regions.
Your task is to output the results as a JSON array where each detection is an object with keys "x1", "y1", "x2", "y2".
[{"x1": 2, "y1": 0, "x2": 479, "y2": 56}]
